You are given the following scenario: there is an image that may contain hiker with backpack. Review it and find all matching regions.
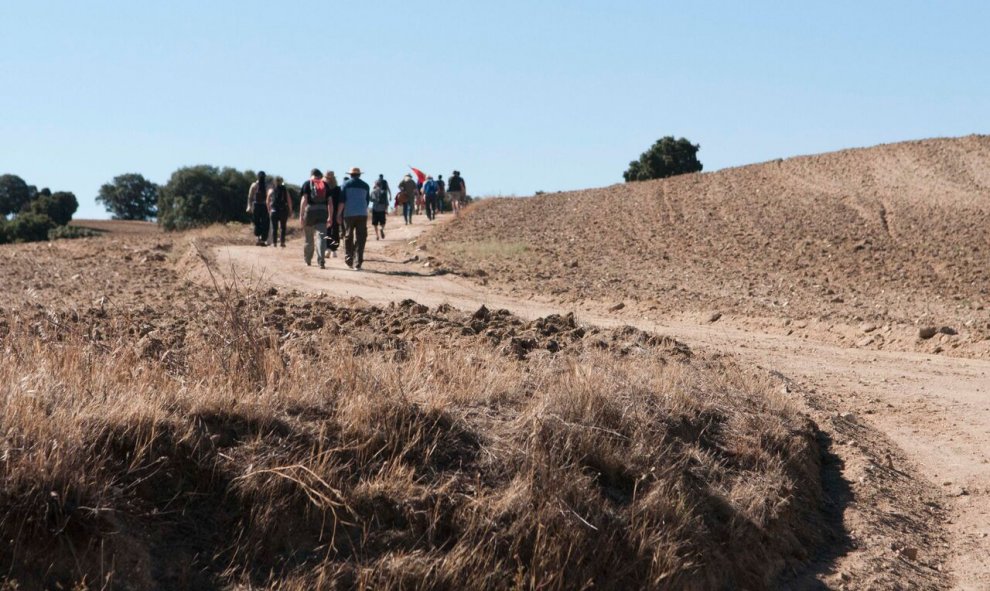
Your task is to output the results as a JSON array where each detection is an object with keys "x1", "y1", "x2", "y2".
[
  {"x1": 370, "y1": 177, "x2": 390, "y2": 240},
  {"x1": 423, "y1": 175, "x2": 439, "y2": 220},
  {"x1": 246, "y1": 171, "x2": 270, "y2": 246},
  {"x1": 376, "y1": 174, "x2": 391, "y2": 200},
  {"x1": 448, "y1": 170, "x2": 467, "y2": 216},
  {"x1": 324, "y1": 170, "x2": 342, "y2": 258},
  {"x1": 337, "y1": 167, "x2": 371, "y2": 270},
  {"x1": 415, "y1": 189, "x2": 425, "y2": 216},
  {"x1": 397, "y1": 174, "x2": 417, "y2": 225},
  {"x1": 436, "y1": 174, "x2": 446, "y2": 213},
  {"x1": 267, "y1": 176, "x2": 293, "y2": 248},
  {"x1": 299, "y1": 168, "x2": 331, "y2": 268}
]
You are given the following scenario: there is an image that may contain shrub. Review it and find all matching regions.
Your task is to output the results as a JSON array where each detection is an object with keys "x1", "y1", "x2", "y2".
[
  {"x1": 6, "y1": 212, "x2": 55, "y2": 242},
  {"x1": 23, "y1": 190, "x2": 78, "y2": 226},
  {"x1": 157, "y1": 165, "x2": 253, "y2": 231},
  {"x1": 623, "y1": 136, "x2": 703, "y2": 182},
  {"x1": 48, "y1": 225, "x2": 101, "y2": 240}
]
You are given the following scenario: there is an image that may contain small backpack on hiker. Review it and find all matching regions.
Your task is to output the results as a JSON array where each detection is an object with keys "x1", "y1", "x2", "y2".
[
  {"x1": 372, "y1": 187, "x2": 390, "y2": 211},
  {"x1": 271, "y1": 184, "x2": 290, "y2": 215},
  {"x1": 305, "y1": 179, "x2": 329, "y2": 226}
]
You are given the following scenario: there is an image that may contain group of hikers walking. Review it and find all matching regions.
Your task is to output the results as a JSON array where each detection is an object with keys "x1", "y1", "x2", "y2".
[{"x1": 246, "y1": 168, "x2": 467, "y2": 271}]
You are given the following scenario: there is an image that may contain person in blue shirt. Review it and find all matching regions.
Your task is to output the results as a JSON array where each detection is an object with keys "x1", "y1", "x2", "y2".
[
  {"x1": 336, "y1": 167, "x2": 371, "y2": 270},
  {"x1": 422, "y1": 175, "x2": 439, "y2": 220}
]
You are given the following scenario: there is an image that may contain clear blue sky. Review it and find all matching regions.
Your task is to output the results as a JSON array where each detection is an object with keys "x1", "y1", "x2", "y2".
[{"x1": 2, "y1": 1, "x2": 987, "y2": 219}]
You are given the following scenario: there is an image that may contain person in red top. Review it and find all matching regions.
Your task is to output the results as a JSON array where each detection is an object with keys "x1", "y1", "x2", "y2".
[{"x1": 299, "y1": 168, "x2": 330, "y2": 268}]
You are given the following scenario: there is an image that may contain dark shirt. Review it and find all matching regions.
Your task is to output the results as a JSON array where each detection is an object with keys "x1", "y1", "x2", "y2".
[{"x1": 300, "y1": 178, "x2": 330, "y2": 224}]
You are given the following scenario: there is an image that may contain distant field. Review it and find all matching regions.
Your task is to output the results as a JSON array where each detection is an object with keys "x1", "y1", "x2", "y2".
[
  {"x1": 70, "y1": 218, "x2": 161, "y2": 234},
  {"x1": 428, "y1": 134, "x2": 990, "y2": 358}
]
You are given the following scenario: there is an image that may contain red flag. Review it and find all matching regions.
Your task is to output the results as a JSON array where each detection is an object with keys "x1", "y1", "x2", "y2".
[{"x1": 409, "y1": 166, "x2": 426, "y2": 184}]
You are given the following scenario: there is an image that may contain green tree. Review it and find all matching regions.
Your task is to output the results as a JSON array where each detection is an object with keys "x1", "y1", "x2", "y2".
[
  {"x1": 0, "y1": 174, "x2": 36, "y2": 216},
  {"x1": 623, "y1": 136, "x2": 703, "y2": 182},
  {"x1": 96, "y1": 173, "x2": 159, "y2": 220},
  {"x1": 24, "y1": 189, "x2": 78, "y2": 226},
  {"x1": 6, "y1": 212, "x2": 55, "y2": 242},
  {"x1": 157, "y1": 165, "x2": 253, "y2": 230}
]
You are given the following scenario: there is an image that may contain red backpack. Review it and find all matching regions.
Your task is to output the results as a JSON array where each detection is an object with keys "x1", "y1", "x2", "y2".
[{"x1": 310, "y1": 179, "x2": 327, "y2": 204}]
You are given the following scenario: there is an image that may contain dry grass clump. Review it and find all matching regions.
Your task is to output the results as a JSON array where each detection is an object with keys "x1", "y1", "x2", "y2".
[{"x1": 0, "y1": 270, "x2": 822, "y2": 589}]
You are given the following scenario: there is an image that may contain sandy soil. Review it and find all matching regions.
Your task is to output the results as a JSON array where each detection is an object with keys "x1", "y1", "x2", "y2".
[
  {"x1": 426, "y1": 135, "x2": 990, "y2": 360},
  {"x1": 219, "y1": 210, "x2": 990, "y2": 589}
]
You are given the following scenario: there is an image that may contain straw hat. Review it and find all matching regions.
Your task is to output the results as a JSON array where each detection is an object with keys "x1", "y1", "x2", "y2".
[{"x1": 348, "y1": 167, "x2": 362, "y2": 176}]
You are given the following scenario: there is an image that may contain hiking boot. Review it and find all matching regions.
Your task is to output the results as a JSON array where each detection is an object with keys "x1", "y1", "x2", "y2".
[
  {"x1": 319, "y1": 261, "x2": 325, "y2": 269},
  {"x1": 380, "y1": 229, "x2": 385, "y2": 239}
]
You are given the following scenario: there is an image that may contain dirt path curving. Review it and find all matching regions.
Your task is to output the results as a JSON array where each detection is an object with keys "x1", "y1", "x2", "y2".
[{"x1": 217, "y1": 215, "x2": 990, "y2": 589}]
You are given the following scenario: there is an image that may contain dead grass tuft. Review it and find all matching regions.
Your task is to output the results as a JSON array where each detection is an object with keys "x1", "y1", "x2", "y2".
[{"x1": 0, "y1": 242, "x2": 824, "y2": 589}]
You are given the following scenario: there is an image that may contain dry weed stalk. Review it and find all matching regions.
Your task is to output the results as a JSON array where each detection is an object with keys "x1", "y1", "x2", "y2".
[{"x1": 0, "y1": 253, "x2": 823, "y2": 589}]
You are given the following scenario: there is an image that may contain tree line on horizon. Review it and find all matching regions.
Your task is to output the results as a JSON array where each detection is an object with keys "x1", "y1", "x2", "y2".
[
  {"x1": 104, "y1": 135, "x2": 702, "y2": 227},
  {"x1": 97, "y1": 166, "x2": 303, "y2": 230},
  {"x1": 2, "y1": 135, "x2": 701, "y2": 244}
]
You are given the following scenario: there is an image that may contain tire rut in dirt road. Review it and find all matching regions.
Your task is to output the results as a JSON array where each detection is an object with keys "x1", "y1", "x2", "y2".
[{"x1": 216, "y1": 214, "x2": 989, "y2": 588}]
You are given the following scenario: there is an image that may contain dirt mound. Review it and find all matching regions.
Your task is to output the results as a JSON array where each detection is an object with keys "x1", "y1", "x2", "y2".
[
  {"x1": 428, "y1": 135, "x2": 990, "y2": 357},
  {"x1": 0, "y1": 233, "x2": 829, "y2": 589}
]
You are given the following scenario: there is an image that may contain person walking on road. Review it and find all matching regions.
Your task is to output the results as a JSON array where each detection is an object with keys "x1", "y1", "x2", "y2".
[
  {"x1": 397, "y1": 173, "x2": 417, "y2": 225},
  {"x1": 267, "y1": 176, "x2": 293, "y2": 248},
  {"x1": 324, "y1": 170, "x2": 342, "y2": 258},
  {"x1": 247, "y1": 171, "x2": 270, "y2": 245},
  {"x1": 448, "y1": 170, "x2": 467, "y2": 217},
  {"x1": 415, "y1": 188, "x2": 425, "y2": 216},
  {"x1": 370, "y1": 177, "x2": 390, "y2": 240},
  {"x1": 376, "y1": 174, "x2": 391, "y2": 200},
  {"x1": 436, "y1": 174, "x2": 446, "y2": 213},
  {"x1": 338, "y1": 167, "x2": 371, "y2": 270},
  {"x1": 299, "y1": 168, "x2": 331, "y2": 268},
  {"x1": 423, "y1": 175, "x2": 439, "y2": 220}
]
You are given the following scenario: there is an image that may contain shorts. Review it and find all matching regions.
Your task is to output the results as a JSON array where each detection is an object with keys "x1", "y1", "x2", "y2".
[{"x1": 372, "y1": 210, "x2": 387, "y2": 226}]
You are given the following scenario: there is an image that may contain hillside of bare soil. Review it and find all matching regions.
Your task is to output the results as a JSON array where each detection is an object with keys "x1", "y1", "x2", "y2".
[
  {"x1": 426, "y1": 135, "x2": 990, "y2": 358},
  {"x1": 1, "y1": 230, "x2": 839, "y2": 589}
]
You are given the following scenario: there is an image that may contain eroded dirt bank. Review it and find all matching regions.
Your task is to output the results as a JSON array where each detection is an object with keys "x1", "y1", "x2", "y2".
[{"x1": 217, "y1": 211, "x2": 989, "y2": 589}]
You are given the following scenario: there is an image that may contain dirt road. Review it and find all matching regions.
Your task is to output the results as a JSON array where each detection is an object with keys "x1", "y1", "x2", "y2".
[{"x1": 218, "y1": 215, "x2": 990, "y2": 589}]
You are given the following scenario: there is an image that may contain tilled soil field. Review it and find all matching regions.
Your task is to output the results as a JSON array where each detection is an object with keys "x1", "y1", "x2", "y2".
[
  {"x1": 427, "y1": 135, "x2": 990, "y2": 358},
  {"x1": 0, "y1": 231, "x2": 858, "y2": 589}
]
